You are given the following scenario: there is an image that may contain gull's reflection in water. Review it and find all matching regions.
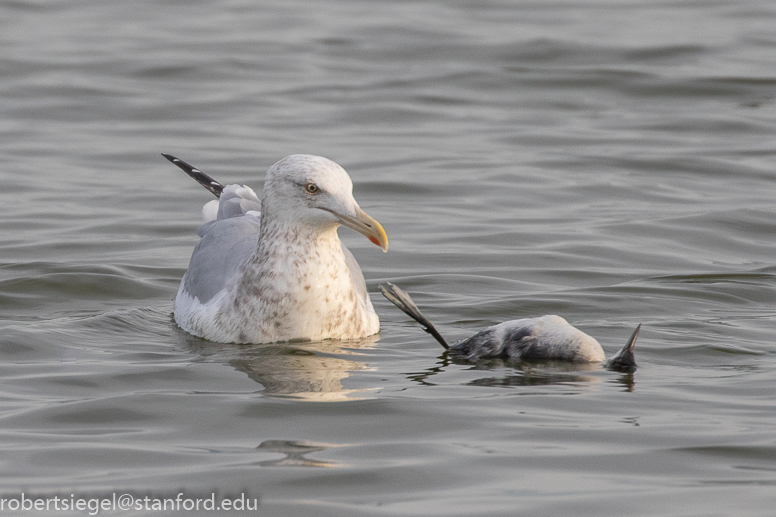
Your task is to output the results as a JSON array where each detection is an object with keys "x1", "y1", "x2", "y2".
[
  {"x1": 256, "y1": 440, "x2": 349, "y2": 467},
  {"x1": 184, "y1": 334, "x2": 380, "y2": 401},
  {"x1": 408, "y1": 354, "x2": 636, "y2": 392}
]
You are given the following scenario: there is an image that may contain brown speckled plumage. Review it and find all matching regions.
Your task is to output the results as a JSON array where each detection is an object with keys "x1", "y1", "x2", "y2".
[{"x1": 171, "y1": 154, "x2": 386, "y2": 344}]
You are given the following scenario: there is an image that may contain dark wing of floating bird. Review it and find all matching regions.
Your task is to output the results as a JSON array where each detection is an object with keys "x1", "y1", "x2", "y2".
[
  {"x1": 162, "y1": 152, "x2": 224, "y2": 198},
  {"x1": 605, "y1": 323, "x2": 640, "y2": 372},
  {"x1": 378, "y1": 283, "x2": 449, "y2": 349},
  {"x1": 379, "y1": 282, "x2": 640, "y2": 371}
]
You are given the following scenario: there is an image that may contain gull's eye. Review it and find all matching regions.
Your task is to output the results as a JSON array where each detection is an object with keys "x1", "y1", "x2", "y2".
[{"x1": 305, "y1": 182, "x2": 320, "y2": 194}]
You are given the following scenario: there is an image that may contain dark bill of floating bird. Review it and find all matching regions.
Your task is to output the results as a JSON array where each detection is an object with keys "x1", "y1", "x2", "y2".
[
  {"x1": 163, "y1": 152, "x2": 388, "y2": 344},
  {"x1": 378, "y1": 282, "x2": 640, "y2": 372}
]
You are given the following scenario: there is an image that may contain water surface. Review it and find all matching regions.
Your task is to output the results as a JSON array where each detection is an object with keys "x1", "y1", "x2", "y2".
[{"x1": 1, "y1": 0, "x2": 775, "y2": 515}]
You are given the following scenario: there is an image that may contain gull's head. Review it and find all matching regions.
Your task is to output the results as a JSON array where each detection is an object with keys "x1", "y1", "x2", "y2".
[{"x1": 262, "y1": 154, "x2": 388, "y2": 252}]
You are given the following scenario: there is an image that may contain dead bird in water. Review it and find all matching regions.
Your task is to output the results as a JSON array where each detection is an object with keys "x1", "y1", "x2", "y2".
[{"x1": 378, "y1": 282, "x2": 640, "y2": 372}]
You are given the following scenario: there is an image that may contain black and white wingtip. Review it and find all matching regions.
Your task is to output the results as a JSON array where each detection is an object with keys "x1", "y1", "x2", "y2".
[
  {"x1": 606, "y1": 323, "x2": 641, "y2": 372},
  {"x1": 378, "y1": 282, "x2": 450, "y2": 350},
  {"x1": 162, "y1": 153, "x2": 224, "y2": 198}
]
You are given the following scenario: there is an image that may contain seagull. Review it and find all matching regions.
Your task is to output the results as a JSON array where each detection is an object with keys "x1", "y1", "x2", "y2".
[
  {"x1": 163, "y1": 153, "x2": 388, "y2": 344},
  {"x1": 378, "y1": 282, "x2": 640, "y2": 371}
]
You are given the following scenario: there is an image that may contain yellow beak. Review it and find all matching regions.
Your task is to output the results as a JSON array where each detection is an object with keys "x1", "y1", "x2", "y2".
[{"x1": 333, "y1": 207, "x2": 389, "y2": 252}]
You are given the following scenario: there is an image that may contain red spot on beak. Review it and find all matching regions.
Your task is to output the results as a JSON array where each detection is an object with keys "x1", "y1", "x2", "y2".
[{"x1": 368, "y1": 236, "x2": 380, "y2": 246}]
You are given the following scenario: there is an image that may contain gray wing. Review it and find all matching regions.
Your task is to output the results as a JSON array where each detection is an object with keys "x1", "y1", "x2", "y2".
[
  {"x1": 452, "y1": 318, "x2": 581, "y2": 361},
  {"x1": 451, "y1": 320, "x2": 538, "y2": 360},
  {"x1": 182, "y1": 214, "x2": 262, "y2": 303}
]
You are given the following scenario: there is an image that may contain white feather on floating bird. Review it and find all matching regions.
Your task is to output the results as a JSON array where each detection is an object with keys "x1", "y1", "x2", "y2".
[
  {"x1": 378, "y1": 282, "x2": 640, "y2": 371},
  {"x1": 163, "y1": 153, "x2": 388, "y2": 344}
]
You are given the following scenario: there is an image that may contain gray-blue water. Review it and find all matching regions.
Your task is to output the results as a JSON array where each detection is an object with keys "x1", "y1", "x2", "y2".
[{"x1": 1, "y1": 1, "x2": 775, "y2": 515}]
